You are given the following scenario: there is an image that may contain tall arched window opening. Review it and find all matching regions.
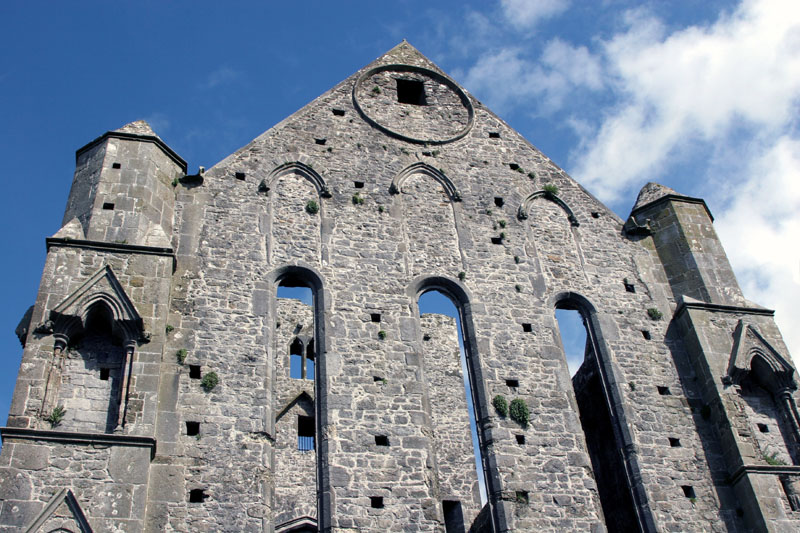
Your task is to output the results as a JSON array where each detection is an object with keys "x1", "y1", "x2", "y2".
[
  {"x1": 273, "y1": 273, "x2": 324, "y2": 531},
  {"x1": 554, "y1": 301, "x2": 640, "y2": 533},
  {"x1": 418, "y1": 289, "x2": 489, "y2": 532}
]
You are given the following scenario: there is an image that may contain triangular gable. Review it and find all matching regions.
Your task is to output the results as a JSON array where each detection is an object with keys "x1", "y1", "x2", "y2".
[
  {"x1": 728, "y1": 320, "x2": 795, "y2": 390},
  {"x1": 276, "y1": 391, "x2": 315, "y2": 423},
  {"x1": 23, "y1": 488, "x2": 93, "y2": 533},
  {"x1": 48, "y1": 265, "x2": 145, "y2": 342},
  {"x1": 275, "y1": 515, "x2": 317, "y2": 532}
]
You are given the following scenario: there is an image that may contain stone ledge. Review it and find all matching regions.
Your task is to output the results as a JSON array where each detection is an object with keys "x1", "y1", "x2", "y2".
[
  {"x1": 674, "y1": 299, "x2": 774, "y2": 319},
  {"x1": 730, "y1": 464, "x2": 800, "y2": 485},
  {"x1": 0, "y1": 427, "x2": 157, "y2": 459},
  {"x1": 76, "y1": 130, "x2": 187, "y2": 171},
  {"x1": 630, "y1": 193, "x2": 714, "y2": 222}
]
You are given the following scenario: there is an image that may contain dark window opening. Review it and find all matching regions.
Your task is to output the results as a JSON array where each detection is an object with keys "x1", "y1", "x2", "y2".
[
  {"x1": 189, "y1": 365, "x2": 201, "y2": 379},
  {"x1": 522, "y1": 323, "x2": 532, "y2": 333},
  {"x1": 494, "y1": 197, "x2": 504, "y2": 207},
  {"x1": 556, "y1": 302, "x2": 639, "y2": 532},
  {"x1": 189, "y1": 489, "x2": 206, "y2": 503},
  {"x1": 443, "y1": 500, "x2": 465, "y2": 533},
  {"x1": 758, "y1": 423, "x2": 769, "y2": 433},
  {"x1": 669, "y1": 437, "x2": 681, "y2": 447},
  {"x1": 332, "y1": 108, "x2": 345, "y2": 116},
  {"x1": 682, "y1": 485, "x2": 696, "y2": 498},
  {"x1": 306, "y1": 340, "x2": 315, "y2": 380},
  {"x1": 396, "y1": 79, "x2": 426, "y2": 105},
  {"x1": 506, "y1": 379, "x2": 519, "y2": 388},
  {"x1": 489, "y1": 132, "x2": 500, "y2": 139},
  {"x1": 375, "y1": 435, "x2": 389, "y2": 446},
  {"x1": 370, "y1": 496, "x2": 384, "y2": 508},
  {"x1": 623, "y1": 279, "x2": 636, "y2": 293},
  {"x1": 373, "y1": 375, "x2": 384, "y2": 382},
  {"x1": 516, "y1": 434, "x2": 525, "y2": 445},
  {"x1": 591, "y1": 212, "x2": 600, "y2": 218},
  {"x1": 186, "y1": 421, "x2": 200, "y2": 436},
  {"x1": 491, "y1": 237, "x2": 503, "y2": 245},
  {"x1": 290, "y1": 337, "x2": 304, "y2": 379},
  {"x1": 508, "y1": 163, "x2": 520, "y2": 171},
  {"x1": 423, "y1": 334, "x2": 431, "y2": 341},
  {"x1": 235, "y1": 172, "x2": 245, "y2": 181},
  {"x1": 642, "y1": 330, "x2": 651, "y2": 340},
  {"x1": 370, "y1": 313, "x2": 381, "y2": 322},
  {"x1": 315, "y1": 138, "x2": 326, "y2": 145},
  {"x1": 657, "y1": 386, "x2": 671, "y2": 396},
  {"x1": 111, "y1": 162, "x2": 121, "y2": 169},
  {"x1": 99, "y1": 368, "x2": 110, "y2": 381},
  {"x1": 354, "y1": 181, "x2": 365, "y2": 189},
  {"x1": 298, "y1": 415, "x2": 315, "y2": 452},
  {"x1": 102, "y1": 202, "x2": 115, "y2": 210}
]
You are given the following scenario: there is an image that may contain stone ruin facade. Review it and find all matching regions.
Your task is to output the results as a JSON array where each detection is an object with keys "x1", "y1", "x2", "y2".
[{"x1": 1, "y1": 41, "x2": 800, "y2": 532}]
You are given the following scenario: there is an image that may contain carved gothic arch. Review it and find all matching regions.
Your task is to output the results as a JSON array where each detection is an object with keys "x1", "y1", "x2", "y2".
[
  {"x1": 728, "y1": 320, "x2": 797, "y2": 391},
  {"x1": 260, "y1": 161, "x2": 332, "y2": 198},
  {"x1": 23, "y1": 488, "x2": 93, "y2": 533},
  {"x1": 42, "y1": 265, "x2": 147, "y2": 346},
  {"x1": 389, "y1": 162, "x2": 462, "y2": 202},
  {"x1": 518, "y1": 190, "x2": 580, "y2": 226}
]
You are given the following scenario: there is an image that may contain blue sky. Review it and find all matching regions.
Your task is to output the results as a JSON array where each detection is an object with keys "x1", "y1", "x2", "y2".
[{"x1": 1, "y1": 0, "x2": 799, "y2": 428}]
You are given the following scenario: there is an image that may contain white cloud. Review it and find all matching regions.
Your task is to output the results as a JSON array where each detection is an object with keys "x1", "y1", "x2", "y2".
[
  {"x1": 571, "y1": 0, "x2": 800, "y2": 200},
  {"x1": 500, "y1": 0, "x2": 570, "y2": 29},
  {"x1": 715, "y1": 136, "x2": 800, "y2": 365}
]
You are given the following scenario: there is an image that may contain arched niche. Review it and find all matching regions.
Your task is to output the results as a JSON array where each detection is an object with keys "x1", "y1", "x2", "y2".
[
  {"x1": 264, "y1": 162, "x2": 329, "y2": 266},
  {"x1": 393, "y1": 165, "x2": 464, "y2": 277}
]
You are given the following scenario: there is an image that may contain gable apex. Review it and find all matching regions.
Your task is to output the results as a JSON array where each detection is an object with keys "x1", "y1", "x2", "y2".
[{"x1": 23, "y1": 488, "x2": 93, "y2": 533}]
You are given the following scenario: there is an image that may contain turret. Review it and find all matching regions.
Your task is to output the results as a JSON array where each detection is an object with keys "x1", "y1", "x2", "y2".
[
  {"x1": 62, "y1": 120, "x2": 185, "y2": 247},
  {"x1": 627, "y1": 182, "x2": 745, "y2": 306}
]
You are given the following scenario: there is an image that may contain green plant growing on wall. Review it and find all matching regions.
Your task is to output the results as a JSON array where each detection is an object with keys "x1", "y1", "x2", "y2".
[
  {"x1": 527, "y1": 172, "x2": 536, "y2": 180},
  {"x1": 514, "y1": 256, "x2": 520, "y2": 264},
  {"x1": 45, "y1": 405, "x2": 66, "y2": 428},
  {"x1": 458, "y1": 271, "x2": 466, "y2": 281},
  {"x1": 171, "y1": 177, "x2": 179, "y2": 187},
  {"x1": 165, "y1": 324, "x2": 174, "y2": 334},
  {"x1": 509, "y1": 398, "x2": 530, "y2": 427},
  {"x1": 492, "y1": 395, "x2": 508, "y2": 417},
  {"x1": 378, "y1": 330, "x2": 387, "y2": 340},
  {"x1": 499, "y1": 232, "x2": 506, "y2": 240},
  {"x1": 201, "y1": 371, "x2": 219, "y2": 392},
  {"x1": 352, "y1": 193, "x2": 364, "y2": 205},
  {"x1": 647, "y1": 308, "x2": 663, "y2": 321},
  {"x1": 764, "y1": 452, "x2": 786, "y2": 466},
  {"x1": 306, "y1": 200, "x2": 319, "y2": 214},
  {"x1": 176, "y1": 348, "x2": 188, "y2": 365},
  {"x1": 378, "y1": 206, "x2": 385, "y2": 213},
  {"x1": 543, "y1": 183, "x2": 559, "y2": 196},
  {"x1": 372, "y1": 85, "x2": 381, "y2": 95},
  {"x1": 498, "y1": 220, "x2": 506, "y2": 228}
]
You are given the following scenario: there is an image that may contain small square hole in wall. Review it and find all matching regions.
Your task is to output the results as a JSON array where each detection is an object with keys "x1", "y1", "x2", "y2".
[
  {"x1": 423, "y1": 334, "x2": 431, "y2": 341},
  {"x1": 186, "y1": 421, "x2": 200, "y2": 436},
  {"x1": 189, "y1": 365, "x2": 202, "y2": 379},
  {"x1": 515, "y1": 491, "x2": 529, "y2": 504},
  {"x1": 373, "y1": 376, "x2": 384, "y2": 382},
  {"x1": 489, "y1": 132, "x2": 500, "y2": 139},
  {"x1": 375, "y1": 435, "x2": 389, "y2": 446},
  {"x1": 642, "y1": 330, "x2": 651, "y2": 340},
  {"x1": 522, "y1": 323, "x2": 532, "y2": 333},
  {"x1": 508, "y1": 163, "x2": 519, "y2": 171},
  {"x1": 102, "y1": 202, "x2": 115, "y2": 210},
  {"x1": 370, "y1": 496, "x2": 384, "y2": 508},
  {"x1": 332, "y1": 108, "x2": 345, "y2": 116},
  {"x1": 491, "y1": 237, "x2": 503, "y2": 245},
  {"x1": 494, "y1": 197, "x2": 504, "y2": 207},
  {"x1": 669, "y1": 437, "x2": 681, "y2": 447},
  {"x1": 516, "y1": 434, "x2": 525, "y2": 445},
  {"x1": 757, "y1": 423, "x2": 769, "y2": 433},
  {"x1": 99, "y1": 368, "x2": 110, "y2": 381},
  {"x1": 682, "y1": 485, "x2": 696, "y2": 499},
  {"x1": 370, "y1": 313, "x2": 381, "y2": 323},
  {"x1": 354, "y1": 181, "x2": 365, "y2": 189},
  {"x1": 315, "y1": 138, "x2": 327, "y2": 145},
  {"x1": 506, "y1": 379, "x2": 519, "y2": 388},
  {"x1": 624, "y1": 279, "x2": 636, "y2": 293},
  {"x1": 112, "y1": 162, "x2": 121, "y2": 169},
  {"x1": 591, "y1": 211, "x2": 600, "y2": 218},
  {"x1": 657, "y1": 386, "x2": 671, "y2": 396},
  {"x1": 189, "y1": 489, "x2": 207, "y2": 503},
  {"x1": 235, "y1": 172, "x2": 245, "y2": 181},
  {"x1": 396, "y1": 78, "x2": 426, "y2": 105}
]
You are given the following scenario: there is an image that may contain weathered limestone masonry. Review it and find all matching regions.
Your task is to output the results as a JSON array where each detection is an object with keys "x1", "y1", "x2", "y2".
[{"x1": 1, "y1": 41, "x2": 799, "y2": 532}]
